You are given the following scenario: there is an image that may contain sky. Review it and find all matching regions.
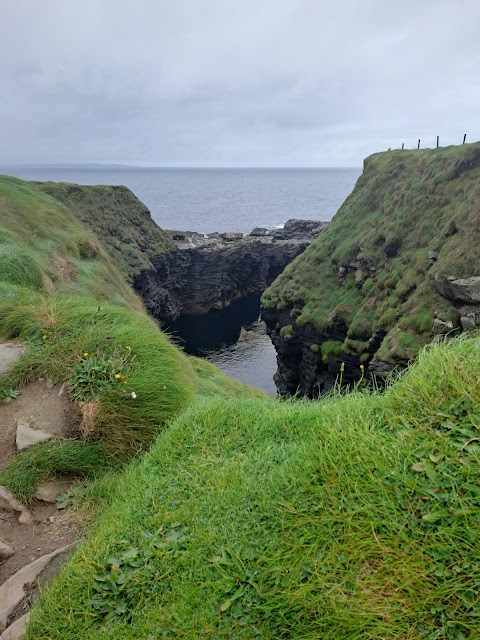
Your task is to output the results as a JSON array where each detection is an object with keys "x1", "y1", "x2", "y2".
[{"x1": 1, "y1": 0, "x2": 479, "y2": 167}]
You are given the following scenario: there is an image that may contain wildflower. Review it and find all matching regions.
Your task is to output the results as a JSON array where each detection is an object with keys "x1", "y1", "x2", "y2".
[
  {"x1": 83, "y1": 352, "x2": 89, "y2": 357},
  {"x1": 340, "y1": 362, "x2": 345, "y2": 372},
  {"x1": 360, "y1": 364, "x2": 364, "y2": 370},
  {"x1": 131, "y1": 391, "x2": 137, "y2": 399},
  {"x1": 124, "y1": 381, "x2": 128, "y2": 385},
  {"x1": 125, "y1": 346, "x2": 131, "y2": 350},
  {"x1": 115, "y1": 373, "x2": 121, "y2": 379}
]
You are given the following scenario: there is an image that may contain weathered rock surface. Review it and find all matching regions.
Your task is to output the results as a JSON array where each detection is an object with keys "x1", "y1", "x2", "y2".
[
  {"x1": 16, "y1": 422, "x2": 54, "y2": 451},
  {"x1": 262, "y1": 307, "x2": 389, "y2": 397},
  {"x1": 237, "y1": 327, "x2": 257, "y2": 342},
  {"x1": 0, "y1": 541, "x2": 15, "y2": 559},
  {"x1": 0, "y1": 344, "x2": 23, "y2": 379},
  {"x1": 0, "y1": 613, "x2": 29, "y2": 640},
  {"x1": 435, "y1": 276, "x2": 480, "y2": 303},
  {"x1": 35, "y1": 479, "x2": 76, "y2": 503},
  {"x1": 0, "y1": 487, "x2": 31, "y2": 525},
  {"x1": 134, "y1": 220, "x2": 328, "y2": 323},
  {"x1": 0, "y1": 543, "x2": 76, "y2": 632}
]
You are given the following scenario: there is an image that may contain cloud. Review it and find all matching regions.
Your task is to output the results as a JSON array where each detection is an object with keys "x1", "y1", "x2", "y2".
[{"x1": 1, "y1": 0, "x2": 479, "y2": 166}]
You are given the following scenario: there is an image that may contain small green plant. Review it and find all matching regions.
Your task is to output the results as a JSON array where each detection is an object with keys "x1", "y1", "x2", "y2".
[
  {"x1": 0, "y1": 386, "x2": 21, "y2": 404},
  {"x1": 69, "y1": 346, "x2": 136, "y2": 401},
  {"x1": 91, "y1": 524, "x2": 189, "y2": 624}
]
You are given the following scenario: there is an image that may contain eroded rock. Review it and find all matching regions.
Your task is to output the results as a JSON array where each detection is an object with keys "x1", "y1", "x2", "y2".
[
  {"x1": 436, "y1": 275, "x2": 480, "y2": 303},
  {"x1": 0, "y1": 543, "x2": 76, "y2": 632},
  {"x1": 0, "y1": 541, "x2": 15, "y2": 559},
  {"x1": 0, "y1": 344, "x2": 23, "y2": 379},
  {"x1": 35, "y1": 480, "x2": 76, "y2": 503},
  {"x1": 16, "y1": 422, "x2": 54, "y2": 451},
  {"x1": 0, "y1": 487, "x2": 32, "y2": 525}
]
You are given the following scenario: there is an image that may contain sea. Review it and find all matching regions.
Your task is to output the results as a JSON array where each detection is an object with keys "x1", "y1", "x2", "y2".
[{"x1": 2, "y1": 165, "x2": 361, "y2": 394}]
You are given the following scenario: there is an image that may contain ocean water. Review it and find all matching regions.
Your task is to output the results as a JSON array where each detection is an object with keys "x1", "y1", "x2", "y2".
[
  {"x1": 2, "y1": 165, "x2": 361, "y2": 393},
  {"x1": 2, "y1": 166, "x2": 361, "y2": 234}
]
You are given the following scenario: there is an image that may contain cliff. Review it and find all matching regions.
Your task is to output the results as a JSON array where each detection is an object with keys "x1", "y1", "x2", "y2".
[
  {"x1": 262, "y1": 142, "x2": 480, "y2": 395},
  {"x1": 133, "y1": 219, "x2": 327, "y2": 323},
  {"x1": 34, "y1": 182, "x2": 176, "y2": 279}
]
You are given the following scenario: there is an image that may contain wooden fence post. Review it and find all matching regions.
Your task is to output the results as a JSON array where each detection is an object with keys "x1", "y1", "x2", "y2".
[
  {"x1": 463, "y1": 134, "x2": 467, "y2": 144},
  {"x1": 401, "y1": 143, "x2": 404, "y2": 150},
  {"x1": 437, "y1": 136, "x2": 439, "y2": 148},
  {"x1": 418, "y1": 139, "x2": 420, "y2": 149}
]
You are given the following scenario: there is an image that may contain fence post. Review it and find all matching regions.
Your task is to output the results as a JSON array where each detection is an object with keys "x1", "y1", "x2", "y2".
[
  {"x1": 418, "y1": 139, "x2": 421, "y2": 149},
  {"x1": 463, "y1": 134, "x2": 467, "y2": 144},
  {"x1": 437, "y1": 136, "x2": 439, "y2": 148},
  {"x1": 401, "y1": 143, "x2": 404, "y2": 150}
]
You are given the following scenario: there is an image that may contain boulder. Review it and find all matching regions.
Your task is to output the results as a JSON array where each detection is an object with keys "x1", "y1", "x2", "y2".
[
  {"x1": 461, "y1": 314, "x2": 476, "y2": 330},
  {"x1": 0, "y1": 344, "x2": 24, "y2": 379},
  {"x1": 237, "y1": 327, "x2": 257, "y2": 342},
  {"x1": 0, "y1": 541, "x2": 15, "y2": 559},
  {"x1": 16, "y1": 422, "x2": 54, "y2": 451},
  {"x1": 35, "y1": 480, "x2": 76, "y2": 503},
  {"x1": 435, "y1": 276, "x2": 480, "y2": 303},
  {"x1": 0, "y1": 486, "x2": 32, "y2": 525},
  {"x1": 220, "y1": 232, "x2": 243, "y2": 241},
  {"x1": 432, "y1": 318, "x2": 453, "y2": 335}
]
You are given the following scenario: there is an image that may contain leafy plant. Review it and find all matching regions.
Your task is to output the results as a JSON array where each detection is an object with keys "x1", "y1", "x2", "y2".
[
  {"x1": 91, "y1": 524, "x2": 189, "y2": 624},
  {"x1": 69, "y1": 346, "x2": 135, "y2": 401},
  {"x1": 0, "y1": 386, "x2": 21, "y2": 404}
]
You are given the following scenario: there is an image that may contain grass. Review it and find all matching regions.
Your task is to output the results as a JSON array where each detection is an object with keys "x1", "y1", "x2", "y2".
[
  {"x1": 0, "y1": 174, "x2": 261, "y2": 492},
  {"x1": 262, "y1": 142, "x2": 480, "y2": 367},
  {"x1": 0, "y1": 175, "x2": 140, "y2": 306},
  {"x1": 3, "y1": 171, "x2": 480, "y2": 638},
  {"x1": 34, "y1": 182, "x2": 176, "y2": 279},
  {"x1": 0, "y1": 440, "x2": 112, "y2": 501},
  {"x1": 23, "y1": 334, "x2": 480, "y2": 639}
]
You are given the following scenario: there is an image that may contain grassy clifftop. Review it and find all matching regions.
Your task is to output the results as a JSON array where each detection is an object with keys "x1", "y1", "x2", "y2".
[
  {"x1": 2, "y1": 173, "x2": 480, "y2": 638},
  {"x1": 35, "y1": 182, "x2": 175, "y2": 279},
  {"x1": 0, "y1": 174, "x2": 260, "y2": 460},
  {"x1": 263, "y1": 142, "x2": 480, "y2": 364}
]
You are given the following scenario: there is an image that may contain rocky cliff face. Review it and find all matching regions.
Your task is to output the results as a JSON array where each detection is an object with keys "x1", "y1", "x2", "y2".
[
  {"x1": 134, "y1": 219, "x2": 327, "y2": 323},
  {"x1": 262, "y1": 143, "x2": 480, "y2": 396}
]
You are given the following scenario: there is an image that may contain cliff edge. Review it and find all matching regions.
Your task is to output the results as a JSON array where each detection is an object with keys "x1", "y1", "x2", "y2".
[{"x1": 262, "y1": 142, "x2": 480, "y2": 395}]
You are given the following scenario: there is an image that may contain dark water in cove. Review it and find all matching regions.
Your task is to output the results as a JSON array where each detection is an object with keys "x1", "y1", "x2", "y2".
[
  {"x1": 2, "y1": 165, "x2": 361, "y2": 393},
  {"x1": 168, "y1": 296, "x2": 277, "y2": 396}
]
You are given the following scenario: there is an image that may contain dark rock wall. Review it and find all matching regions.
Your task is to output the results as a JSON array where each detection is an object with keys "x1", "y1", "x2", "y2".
[
  {"x1": 134, "y1": 221, "x2": 327, "y2": 324},
  {"x1": 262, "y1": 307, "x2": 389, "y2": 397}
]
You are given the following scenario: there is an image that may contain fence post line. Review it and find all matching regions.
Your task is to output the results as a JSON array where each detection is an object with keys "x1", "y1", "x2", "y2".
[
  {"x1": 463, "y1": 134, "x2": 467, "y2": 144},
  {"x1": 437, "y1": 136, "x2": 439, "y2": 148},
  {"x1": 418, "y1": 139, "x2": 421, "y2": 149}
]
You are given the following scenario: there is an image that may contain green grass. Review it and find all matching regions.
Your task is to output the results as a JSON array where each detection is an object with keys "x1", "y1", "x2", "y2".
[
  {"x1": 0, "y1": 440, "x2": 112, "y2": 501},
  {"x1": 34, "y1": 182, "x2": 176, "y2": 279},
  {"x1": 262, "y1": 142, "x2": 480, "y2": 366},
  {"x1": 23, "y1": 334, "x2": 480, "y2": 639},
  {"x1": 0, "y1": 175, "x2": 140, "y2": 306}
]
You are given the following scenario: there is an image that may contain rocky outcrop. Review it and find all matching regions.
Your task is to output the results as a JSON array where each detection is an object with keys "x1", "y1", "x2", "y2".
[
  {"x1": 134, "y1": 220, "x2": 327, "y2": 324},
  {"x1": 262, "y1": 307, "x2": 390, "y2": 396},
  {"x1": 435, "y1": 275, "x2": 480, "y2": 303},
  {"x1": 262, "y1": 144, "x2": 480, "y2": 397}
]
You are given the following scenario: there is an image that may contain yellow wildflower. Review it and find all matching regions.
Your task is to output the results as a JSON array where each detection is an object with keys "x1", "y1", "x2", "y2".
[
  {"x1": 83, "y1": 352, "x2": 89, "y2": 357},
  {"x1": 115, "y1": 373, "x2": 121, "y2": 379}
]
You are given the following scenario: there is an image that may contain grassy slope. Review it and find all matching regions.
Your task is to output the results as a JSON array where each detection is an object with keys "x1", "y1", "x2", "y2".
[
  {"x1": 35, "y1": 181, "x2": 176, "y2": 279},
  {"x1": 263, "y1": 143, "x2": 480, "y2": 363},
  {"x1": 2, "y1": 172, "x2": 480, "y2": 638},
  {"x1": 0, "y1": 175, "x2": 139, "y2": 307},
  {"x1": 0, "y1": 175, "x2": 261, "y2": 492},
  {"x1": 25, "y1": 335, "x2": 480, "y2": 639}
]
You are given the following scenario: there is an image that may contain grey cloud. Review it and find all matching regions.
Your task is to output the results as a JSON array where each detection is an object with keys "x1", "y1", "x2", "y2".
[{"x1": 1, "y1": 0, "x2": 480, "y2": 166}]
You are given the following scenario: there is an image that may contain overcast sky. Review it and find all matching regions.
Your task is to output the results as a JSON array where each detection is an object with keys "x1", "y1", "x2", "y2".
[{"x1": 1, "y1": 0, "x2": 479, "y2": 167}]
